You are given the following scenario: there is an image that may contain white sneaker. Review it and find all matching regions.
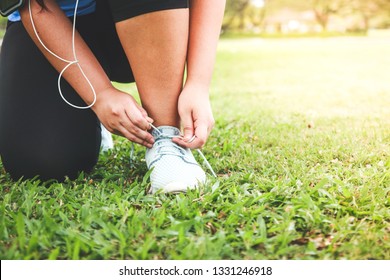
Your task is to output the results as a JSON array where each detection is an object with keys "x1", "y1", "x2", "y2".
[
  {"x1": 100, "y1": 123, "x2": 114, "y2": 152},
  {"x1": 145, "y1": 126, "x2": 206, "y2": 194}
]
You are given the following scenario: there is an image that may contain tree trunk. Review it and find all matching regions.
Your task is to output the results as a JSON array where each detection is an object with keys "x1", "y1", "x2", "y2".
[
  {"x1": 314, "y1": 10, "x2": 329, "y2": 32},
  {"x1": 362, "y1": 14, "x2": 369, "y2": 33}
]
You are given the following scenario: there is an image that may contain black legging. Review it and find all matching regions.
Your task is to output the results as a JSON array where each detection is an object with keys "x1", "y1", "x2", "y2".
[{"x1": 0, "y1": 3, "x2": 133, "y2": 181}]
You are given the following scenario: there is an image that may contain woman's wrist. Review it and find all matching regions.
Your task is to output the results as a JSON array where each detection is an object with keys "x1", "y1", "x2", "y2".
[
  {"x1": 183, "y1": 79, "x2": 210, "y2": 96},
  {"x1": 90, "y1": 84, "x2": 115, "y2": 111}
]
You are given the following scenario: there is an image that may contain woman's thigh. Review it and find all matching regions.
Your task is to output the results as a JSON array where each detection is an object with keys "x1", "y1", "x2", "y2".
[{"x1": 0, "y1": 19, "x2": 101, "y2": 181}]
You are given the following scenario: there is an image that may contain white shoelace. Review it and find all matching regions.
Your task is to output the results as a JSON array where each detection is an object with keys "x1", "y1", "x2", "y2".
[{"x1": 130, "y1": 124, "x2": 217, "y2": 178}]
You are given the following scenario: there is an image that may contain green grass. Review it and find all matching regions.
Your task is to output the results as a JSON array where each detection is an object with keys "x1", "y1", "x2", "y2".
[
  {"x1": 1, "y1": 37, "x2": 389, "y2": 260},
  {"x1": 221, "y1": 31, "x2": 368, "y2": 39},
  {"x1": 0, "y1": 17, "x2": 6, "y2": 38}
]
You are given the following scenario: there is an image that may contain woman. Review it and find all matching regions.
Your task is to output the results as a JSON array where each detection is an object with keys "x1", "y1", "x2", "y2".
[{"x1": 0, "y1": 0, "x2": 225, "y2": 193}]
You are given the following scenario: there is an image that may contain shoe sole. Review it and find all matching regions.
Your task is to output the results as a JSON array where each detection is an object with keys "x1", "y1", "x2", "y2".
[{"x1": 150, "y1": 181, "x2": 199, "y2": 194}]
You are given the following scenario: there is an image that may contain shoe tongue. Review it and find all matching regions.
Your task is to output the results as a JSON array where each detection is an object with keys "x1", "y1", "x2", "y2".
[
  {"x1": 151, "y1": 126, "x2": 184, "y2": 155},
  {"x1": 152, "y1": 126, "x2": 181, "y2": 139}
]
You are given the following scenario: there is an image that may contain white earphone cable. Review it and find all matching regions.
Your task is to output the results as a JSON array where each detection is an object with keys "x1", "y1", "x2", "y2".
[{"x1": 28, "y1": 0, "x2": 96, "y2": 109}]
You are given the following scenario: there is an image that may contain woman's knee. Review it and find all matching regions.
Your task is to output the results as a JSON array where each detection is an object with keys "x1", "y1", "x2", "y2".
[{"x1": 1, "y1": 144, "x2": 99, "y2": 181}]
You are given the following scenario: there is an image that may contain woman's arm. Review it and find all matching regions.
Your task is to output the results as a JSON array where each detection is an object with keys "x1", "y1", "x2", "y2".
[
  {"x1": 20, "y1": 0, "x2": 109, "y2": 105},
  {"x1": 174, "y1": 0, "x2": 226, "y2": 149},
  {"x1": 186, "y1": 0, "x2": 226, "y2": 89},
  {"x1": 19, "y1": 0, "x2": 154, "y2": 147}
]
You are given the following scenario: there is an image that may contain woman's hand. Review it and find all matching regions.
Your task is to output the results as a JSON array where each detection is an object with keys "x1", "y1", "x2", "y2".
[
  {"x1": 171, "y1": 0, "x2": 224, "y2": 149},
  {"x1": 173, "y1": 83, "x2": 215, "y2": 149},
  {"x1": 92, "y1": 87, "x2": 155, "y2": 148}
]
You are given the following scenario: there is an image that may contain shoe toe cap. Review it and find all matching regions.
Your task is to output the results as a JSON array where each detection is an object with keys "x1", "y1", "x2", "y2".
[{"x1": 151, "y1": 166, "x2": 206, "y2": 194}]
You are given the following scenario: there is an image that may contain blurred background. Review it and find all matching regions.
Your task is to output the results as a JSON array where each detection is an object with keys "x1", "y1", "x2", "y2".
[
  {"x1": 1, "y1": 0, "x2": 390, "y2": 37},
  {"x1": 222, "y1": 0, "x2": 390, "y2": 36}
]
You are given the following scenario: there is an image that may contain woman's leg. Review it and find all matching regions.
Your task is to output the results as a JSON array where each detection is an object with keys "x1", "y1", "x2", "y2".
[
  {"x1": 0, "y1": 19, "x2": 101, "y2": 181},
  {"x1": 114, "y1": 9, "x2": 189, "y2": 127},
  {"x1": 107, "y1": 1, "x2": 207, "y2": 193}
]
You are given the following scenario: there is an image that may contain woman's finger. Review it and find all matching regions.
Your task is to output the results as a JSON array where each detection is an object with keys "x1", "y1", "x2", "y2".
[{"x1": 117, "y1": 125, "x2": 154, "y2": 148}]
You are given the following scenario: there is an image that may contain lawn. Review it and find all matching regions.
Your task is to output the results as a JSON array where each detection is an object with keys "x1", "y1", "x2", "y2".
[{"x1": 0, "y1": 36, "x2": 389, "y2": 260}]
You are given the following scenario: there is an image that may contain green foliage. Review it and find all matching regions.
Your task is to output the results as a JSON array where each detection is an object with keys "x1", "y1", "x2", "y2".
[
  {"x1": 0, "y1": 17, "x2": 6, "y2": 38},
  {"x1": 1, "y1": 37, "x2": 390, "y2": 260}
]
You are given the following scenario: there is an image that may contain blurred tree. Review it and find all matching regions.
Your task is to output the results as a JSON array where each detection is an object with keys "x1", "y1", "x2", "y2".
[
  {"x1": 248, "y1": 0, "x2": 270, "y2": 30},
  {"x1": 222, "y1": 0, "x2": 252, "y2": 31},
  {"x1": 222, "y1": 0, "x2": 274, "y2": 31},
  {"x1": 254, "y1": 0, "x2": 338, "y2": 30},
  {"x1": 348, "y1": 0, "x2": 390, "y2": 30},
  {"x1": 222, "y1": 0, "x2": 390, "y2": 33},
  {"x1": 311, "y1": 0, "x2": 342, "y2": 31}
]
